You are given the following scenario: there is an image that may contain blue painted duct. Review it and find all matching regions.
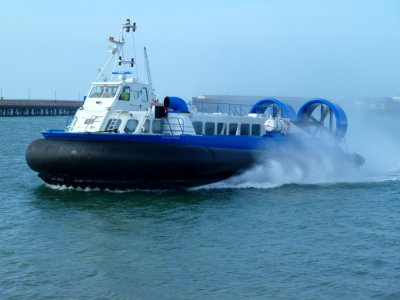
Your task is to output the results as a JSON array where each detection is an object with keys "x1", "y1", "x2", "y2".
[
  {"x1": 297, "y1": 98, "x2": 348, "y2": 140},
  {"x1": 164, "y1": 96, "x2": 189, "y2": 113},
  {"x1": 249, "y1": 98, "x2": 297, "y2": 121}
]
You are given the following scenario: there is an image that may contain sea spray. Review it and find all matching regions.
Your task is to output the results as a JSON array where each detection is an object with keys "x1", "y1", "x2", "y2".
[
  {"x1": 198, "y1": 138, "x2": 365, "y2": 190},
  {"x1": 344, "y1": 109, "x2": 400, "y2": 180},
  {"x1": 197, "y1": 109, "x2": 400, "y2": 190}
]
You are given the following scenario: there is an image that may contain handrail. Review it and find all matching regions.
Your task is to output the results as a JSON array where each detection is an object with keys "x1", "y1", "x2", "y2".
[
  {"x1": 137, "y1": 108, "x2": 152, "y2": 133},
  {"x1": 163, "y1": 117, "x2": 185, "y2": 134},
  {"x1": 195, "y1": 101, "x2": 252, "y2": 116}
]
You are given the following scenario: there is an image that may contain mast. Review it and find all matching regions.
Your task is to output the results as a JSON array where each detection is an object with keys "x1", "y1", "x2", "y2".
[{"x1": 96, "y1": 19, "x2": 136, "y2": 81}]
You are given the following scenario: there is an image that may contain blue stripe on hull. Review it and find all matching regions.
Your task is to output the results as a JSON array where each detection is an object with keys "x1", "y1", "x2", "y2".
[{"x1": 42, "y1": 130, "x2": 290, "y2": 150}]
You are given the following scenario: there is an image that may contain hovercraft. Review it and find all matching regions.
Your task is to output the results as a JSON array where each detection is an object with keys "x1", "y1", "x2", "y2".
[{"x1": 26, "y1": 19, "x2": 364, "y2": 189}]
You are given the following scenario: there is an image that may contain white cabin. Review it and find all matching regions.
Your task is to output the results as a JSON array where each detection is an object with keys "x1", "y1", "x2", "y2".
[{"x1": 66, "y1": 19, "x2": 292, "y2": 138}]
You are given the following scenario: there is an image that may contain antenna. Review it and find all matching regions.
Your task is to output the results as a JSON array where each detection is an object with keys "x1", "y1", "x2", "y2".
[
  {"x1": 144, "y1": 47, "x2": 156, "y2": 99},
  {"x1": 96, "y1": 19, "x2": 137, "y2": 81}
]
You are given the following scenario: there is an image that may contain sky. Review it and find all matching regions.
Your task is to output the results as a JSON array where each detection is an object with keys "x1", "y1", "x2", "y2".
[{"x1": 0, "y1": 0, "x2": 399, "y2": 100}]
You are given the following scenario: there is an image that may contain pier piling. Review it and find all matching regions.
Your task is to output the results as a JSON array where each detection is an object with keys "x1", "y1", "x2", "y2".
[{"x1": 0, "y1": 100, "x2": 83, "y2": 116}]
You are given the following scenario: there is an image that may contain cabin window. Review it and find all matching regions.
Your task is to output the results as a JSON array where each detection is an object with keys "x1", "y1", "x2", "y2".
[
  {"x1": 89, "y1": 86, "x2": 104, "y2": 98},
  {"x1": 240, "y1": 124, "x2": 250, "y2": 135},
  {"x1": 229, "y1": 123, "x2": 238, "y2": 135},
  {"x1": 217, "y1": 123, "x2": 226, "y2": 135},
  {"x1": 193, "y1": 122, "x2": 203, "y2": 135},
  {"x1": 205, "y1": 122, "x2": 215, "y2": 135},
  {"x1": 105, "y1": 119, "x2": 122, "y2": 131},
  {"x1": 124, "y1": 119, "x2": 139, "y2": 133},
  {"x1": 152, "y1": 119, "x2": 164, "y2": 133},
  {"x1": 102, "y1": 86, "x2": 119, "y2": 98},
  {"x1": 89, "y1": 85, "x2": 119, "y2": 98},
  {"x1": 252, "y1": 124, "x2": 261, "y2": 136},
  {"x1": 142, "y1": 119, "x2": 150, "y2": 133},
  {"x1": 142, "y1": 88, "x2": 149, "y2": 102},
  {"x1": 119, "y1": 86, "x2": 130, "y2": 101}
]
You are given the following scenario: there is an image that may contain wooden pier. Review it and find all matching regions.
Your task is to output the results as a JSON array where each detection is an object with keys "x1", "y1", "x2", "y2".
[{"x1": 0, "y1": 99, "x2": 83, "y2": 116}]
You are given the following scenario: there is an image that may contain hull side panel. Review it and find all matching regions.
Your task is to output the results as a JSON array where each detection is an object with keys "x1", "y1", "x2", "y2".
[{"x1": 26, "y1": 139, "x2": 259, "y2": 189}]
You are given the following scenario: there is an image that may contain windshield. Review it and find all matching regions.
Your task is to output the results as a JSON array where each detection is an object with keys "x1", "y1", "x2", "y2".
[{"x1": 89, "y1": 85, "x2": 120, "y2": 98}]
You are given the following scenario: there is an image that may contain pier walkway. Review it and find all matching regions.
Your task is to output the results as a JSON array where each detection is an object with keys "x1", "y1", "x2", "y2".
[{"x1": 0, "y1": 99, "x2": 83, "y2": 116}]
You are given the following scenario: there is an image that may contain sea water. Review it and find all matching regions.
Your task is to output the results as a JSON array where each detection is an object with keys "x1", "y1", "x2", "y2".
[{"x1": 0, "y1": 115, "x2": 399, "y2": 299}]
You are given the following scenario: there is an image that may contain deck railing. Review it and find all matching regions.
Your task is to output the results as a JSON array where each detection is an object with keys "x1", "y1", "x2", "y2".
[
  {"x1": 163, "y1": 117, "x2": 185, "y2": 134},
  {"x1": 195, "y1": 101, "x2": 252, "y2": 116}
]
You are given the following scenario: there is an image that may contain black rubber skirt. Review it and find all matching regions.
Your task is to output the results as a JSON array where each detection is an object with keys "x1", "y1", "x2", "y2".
[{"x1": 26, "y1": 139, "x2": 258, "y2": 189}]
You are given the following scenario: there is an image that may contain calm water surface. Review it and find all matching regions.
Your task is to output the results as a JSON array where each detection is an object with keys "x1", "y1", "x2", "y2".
[{"x1": 0, "y1": 116, "x2": 399, "y2": 299}]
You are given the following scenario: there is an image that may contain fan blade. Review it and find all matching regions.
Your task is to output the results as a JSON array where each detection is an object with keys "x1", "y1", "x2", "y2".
[{"x1": 321, "y1": 105, "x2": 330, "y2": 122}]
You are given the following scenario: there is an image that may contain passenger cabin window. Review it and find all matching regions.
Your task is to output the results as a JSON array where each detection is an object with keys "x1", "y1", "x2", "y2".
[
  {"x1": 240, "y1": 124, "x2": 250, "y2": 135},
  {"x1": 105, "y1": 119, "x2": 122, "y2": 131},
  {"x1": 89, "y1": 85, "x2": 119, "y2": 98},
  {"x1": 152, "y1": 120, "x2": 164, "y2": 133},
  {"x1": 193, "y1": 122, "x2": 203, "y2": 135},
  {"x1": 217, "y1": 123, "x2": 226, "y2": 135},
  {"x1": 205, "y1": 122, "x2": 215, "y2": 135},
  {"x1": 251, "y1": 124, "x2": 261, "y2": 136},
  {"x1": 229, "y1": 123, "x2": 238, "y2": 135},
  {"x1": 119, "y1": 86, "x2": 130, "y2": 101},
  {"x1": 124, "y1": 119, "x2": 138, "y2": 133},
  {"x1": 142, "y1": 119, "x2": 150, "y2": 133}
]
